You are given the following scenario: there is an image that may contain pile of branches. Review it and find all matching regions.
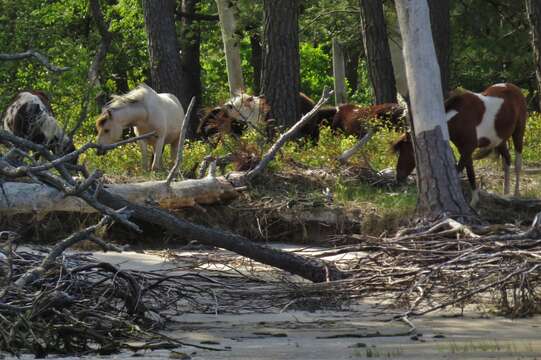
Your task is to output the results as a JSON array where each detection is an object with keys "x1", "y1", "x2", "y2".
[{"x1": 317, "y1": 218, "x2": 541, "y2": 319}]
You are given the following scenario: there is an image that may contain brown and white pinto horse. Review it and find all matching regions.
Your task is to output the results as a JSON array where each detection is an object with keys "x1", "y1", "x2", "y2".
[
  {"x1": 393, "y1": 83, "x2": 527, "y2": 203},
  {"x1": 1, "y1": 91, "x2": 76, "y2": 158}
]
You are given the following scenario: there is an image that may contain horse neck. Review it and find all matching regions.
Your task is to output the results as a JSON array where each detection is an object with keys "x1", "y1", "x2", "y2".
[{"x1": 112, "y1": 102, "x2": 148, "y2": 128}]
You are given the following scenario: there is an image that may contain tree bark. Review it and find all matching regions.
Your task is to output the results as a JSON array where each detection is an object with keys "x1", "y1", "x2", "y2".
[
  {"x1": 359, "y1": 0, "x2": 397, "y2": 104},
  {"x1": 216, "y1": 0, "x2": 244, "y2": 95},
  {"x1": 395, "y1": 0, "x2": 474, "y2": 221},
  {"x1": 142, "y1": 0, "x2": 190, "y2": 109},
  {"x1": 332, "y1": 38, "x2": 348, "y2": 105},
  {"x1": 261, "y1": 0, "x2": 301, "y2": 128},
  {"x1": 344, "y1": 46, "x2": 361, "y2": 95},
  {"x1": 427, "y1": 0, "x2": 451, "y2": 97},
  {"x1": 526, "y1": 0, "x2": 541, "y2": 111},
  {"x1": 179, "y1": 0, "x2": 203, "y2": 139},
  {"x1": 250, "y1": 33, "x2": 263, "y2": 94}
]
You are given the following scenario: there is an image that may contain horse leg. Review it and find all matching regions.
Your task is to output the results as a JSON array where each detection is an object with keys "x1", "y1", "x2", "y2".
[
  {"x1": 151, "y1": 136, "x2": 165, "y2": 171},
  {"x1": 139, "y1": 140, "x2": 150, "y2": 171},
  {"x1": 512, "y1": 122, "x2": 525, "y2": 197},
  {"x1": 458, "y1": 153, "x2": 477, "y2": 207},
  {"x1": 496, "y1": 143, "x2": 511, "y2": 195},
  {"x1": 170, "y1": 139, "x2": 179, "y2": 164}
]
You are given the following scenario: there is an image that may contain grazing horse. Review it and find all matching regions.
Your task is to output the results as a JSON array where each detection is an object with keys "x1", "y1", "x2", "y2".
[
  {"x1": 197, "y1": 92, "x2": 332, "y2": 142},
  {"x1": 1, "y1": 91, "x2": 76, "y2": 159},
  {"x1": 95, "y1": 84, "x2": 185, "y2": 171},
  {"x1": 331, "y1": 103, "x2": 406, "y2": 137},
  {"x1": 392, "y1": 83, "x2": 527, "y2": 203}
]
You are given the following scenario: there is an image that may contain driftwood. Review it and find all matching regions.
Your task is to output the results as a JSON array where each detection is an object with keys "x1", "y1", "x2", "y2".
[{"x1": 0, "y1": 176, "x2": 239, "y2": 214}]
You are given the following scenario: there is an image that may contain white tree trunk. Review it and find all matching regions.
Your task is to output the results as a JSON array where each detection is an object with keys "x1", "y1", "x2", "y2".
[
  {"x1": 395, "y1": 0, "x2": 448, "y2": 138},
  {"x1": 0, "y1": 177, "x2": 238, "y2": 214},
  {"x1": 216, "y1": 0, "x2": 244, "y2": 95},
  {"x1": 387, "y1": 23, "x2": 409, "y2": 100},
  {"x1": 395, "y1": 0, "x2": 472, "y2": 220},
  {"x1": 332, "y1": 38, "x2": 347, "y2": 105}
]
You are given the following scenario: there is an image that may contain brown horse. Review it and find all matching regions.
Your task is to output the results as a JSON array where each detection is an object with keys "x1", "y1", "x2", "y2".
[
  {"x1": 393, "y1": 83, "x2": 527, "y2": 203},
  {"x1": 331, "y1": 103, "x2": 406, "y2": 137}
]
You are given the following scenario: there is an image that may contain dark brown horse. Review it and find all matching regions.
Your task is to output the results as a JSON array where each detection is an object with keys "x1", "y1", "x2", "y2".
[{"x1": 393, "y1": 83, "x2": 527, "y2": 203}]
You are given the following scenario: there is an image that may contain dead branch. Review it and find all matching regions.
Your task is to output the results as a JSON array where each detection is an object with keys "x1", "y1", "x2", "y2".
[
  {"x1": 242, "y1": 87, "x2": 334, "y2": 182},
  {"x1": 0, "y1": 50, "x2": 69, "y2": 72},
  {"x1": 336, "y1": 128, "x2": 374, "y2": 163},
  {"x1": 166, "y1": 96, "x2": 196, "y2": 185}
]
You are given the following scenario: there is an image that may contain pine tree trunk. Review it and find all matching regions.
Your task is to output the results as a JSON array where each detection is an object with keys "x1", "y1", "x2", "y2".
[
  {"x1": 180, "y1": 0, "x2": 203, "y2": 138},
  {"x1": 142, "y1": 0, "x2": 189, "y2": 107},
  {"x1": 345, "y1": 46, "x2": 360, "y2": 95},
  {"x1": 250, "y1": 33, "x2": 262, "y2": 94},
  {"x1": 261, "y1": 0, "x2": 301, "y2": 128},
  {"x1": 427, "y1": 0, "x2": 450, "y2": 97},
  {"x1": 216, "y1": 0, "x2": 244, "y2": 95},
  {"x1": 395, "y1": 0, "x2": 474, "y2": 221},
  {"x1": 359, "y1": 0, "x2": 397, "y2": 104},
  {"x1": 332, "y1": 38, "x2": 348, "y2": 105},
  {"x1": 526, "y1": 0, "x2": 541, "y2": 111}
]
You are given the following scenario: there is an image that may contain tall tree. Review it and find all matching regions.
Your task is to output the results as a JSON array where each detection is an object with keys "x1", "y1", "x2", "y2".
[
  {"x1": 395, "y1": 0, "x2": 473, "y2": 220},
  {"x1": 332, "y1": 38, "x2": 348, "y2": 105},
  {"x1": 179, "y1": 0, "x2": 203, "y2": 138},
  {"x1": 216, "y1": 0, "x2": 244, "y2": 95},
  {"x1": 427, "y1": 0, "x2": 451, "y2": 97},
  {"x1": 359, "y1": 0, "x2": 397, "y2": 104},
  {"x1": 261, "y1": 0, "x2": 301, "y2": 128},
  {"x1": 526, "y1": 0, "x2": 541, "y2": 111},
  {"x1": 142, "y1": 0, "x2": 190, "y2": 111}
]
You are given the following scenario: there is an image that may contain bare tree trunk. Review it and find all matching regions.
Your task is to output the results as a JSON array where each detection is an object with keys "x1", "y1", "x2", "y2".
[
  {"x1": 180, "y1": 0, "x2": 203, "y2": 138},
  {"x1": 332, "y1": 38, "x2": 348, "y2": 105},
  {"x1": 261, "y1": 0, "x2": 301, "y2": 128},
  {"x1": 359, "y1": 0, "x2": 397, "y2": 104},
  {"x1": 142, "y1": 0, "x2": 190, "y2": 107},
  {"x1": 427, "y1": 0, "x2": 451, "y2": 97},
  {"x1": 395, "y1": 0, "x2": 474, "y2": 221},
  {"x1": 526, "y1": 0, "x2": 541, "y2": 111},
  {"x1": 216, "y1": 0, "x2": 244, "y2": 95}
]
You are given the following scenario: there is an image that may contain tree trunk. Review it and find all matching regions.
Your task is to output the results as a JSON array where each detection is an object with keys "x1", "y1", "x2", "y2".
[
  {"x1": 344, "y1": 46, "x2": 360, "y2": 95},
  {"x1": 180, "y1": 0, "x2": 203, "y2": 139},
  {"x1": 359, "y1": 0, "x2": 397, "y2": 104},
  {"x1": 215, "y1": 0, "x2": 244, "y2": 95},
  {"x1": 332, "y1": 38, "x2": 348, "y2": 105},
  {"x1": 427, "y1": 0, "x2": 451, "y2": 97},
  {"x1": 250, "y1": 33, "x2": 263, "y2": 94},
  {"x1": 261, "y1": 0, "x2": 301, "y2": 128},
  {"x1": 395, "y1": 0, "x2": 474, "y2": 221},
  {"x1": 526, "y1": 0, "x2": 541, "y2": 111},
  {"x1": 142, "y1": 0, "x2": 190, "y2": 108},
  {"x1": 0, "y1": 177, "x2": 238, "y2": 214}
]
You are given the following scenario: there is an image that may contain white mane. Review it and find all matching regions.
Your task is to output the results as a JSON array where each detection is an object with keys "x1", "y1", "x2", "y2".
[{"x1": 107, "y1": 84, "x2": 157, "y2": 110}]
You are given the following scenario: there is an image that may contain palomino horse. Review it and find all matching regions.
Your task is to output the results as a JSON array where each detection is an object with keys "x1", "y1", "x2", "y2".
[
  {"x1": 95, "y1": 84, "x2": 185, "y2": 171},
  {"x1": 2, "y1": 91, "x2": 76, "y2": 159},
  {"x1": 392, "y1": 83, "x2": 527, "y2": 204},
  {"x1": 197, "y1": 92, "x2": 332, "y2": 142}
]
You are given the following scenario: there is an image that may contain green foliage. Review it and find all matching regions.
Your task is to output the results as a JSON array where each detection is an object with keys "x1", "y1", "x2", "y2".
[{"x1": 300, "y1": 43, "x2": 333, "y2": 99}]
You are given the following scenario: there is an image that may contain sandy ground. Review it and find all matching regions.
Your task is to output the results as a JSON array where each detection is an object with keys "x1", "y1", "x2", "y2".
[{"x1": 6, "y1": 247, "x2": 541, "y2": 359}]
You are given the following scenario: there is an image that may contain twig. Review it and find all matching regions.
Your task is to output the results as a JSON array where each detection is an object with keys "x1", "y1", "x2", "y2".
[
  {"x1": 0, "y1": 50, "x2": 70, "y2": 72},
  {"x1": 336, "y1": 128, "x2": 374, "y2": 163},
  {"x1": 166, "y1": 96, "x2": 196, "y2": 185}
]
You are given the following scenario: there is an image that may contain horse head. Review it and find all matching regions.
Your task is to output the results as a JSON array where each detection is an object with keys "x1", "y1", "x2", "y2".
[
  {"x1": 225, "y1": 93, "x2": 270, "y2": 127},
  {"x1": 95, "y1": 109, "x2": 123, "y2": 155},
  {"x1": 392, "y1": 132, "x2": 415, "y2": 183}
]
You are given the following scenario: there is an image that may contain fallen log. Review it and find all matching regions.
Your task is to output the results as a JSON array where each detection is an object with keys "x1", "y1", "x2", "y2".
[{"x1": 0, "y1": 177, "x2": 238, "y2": 214}]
